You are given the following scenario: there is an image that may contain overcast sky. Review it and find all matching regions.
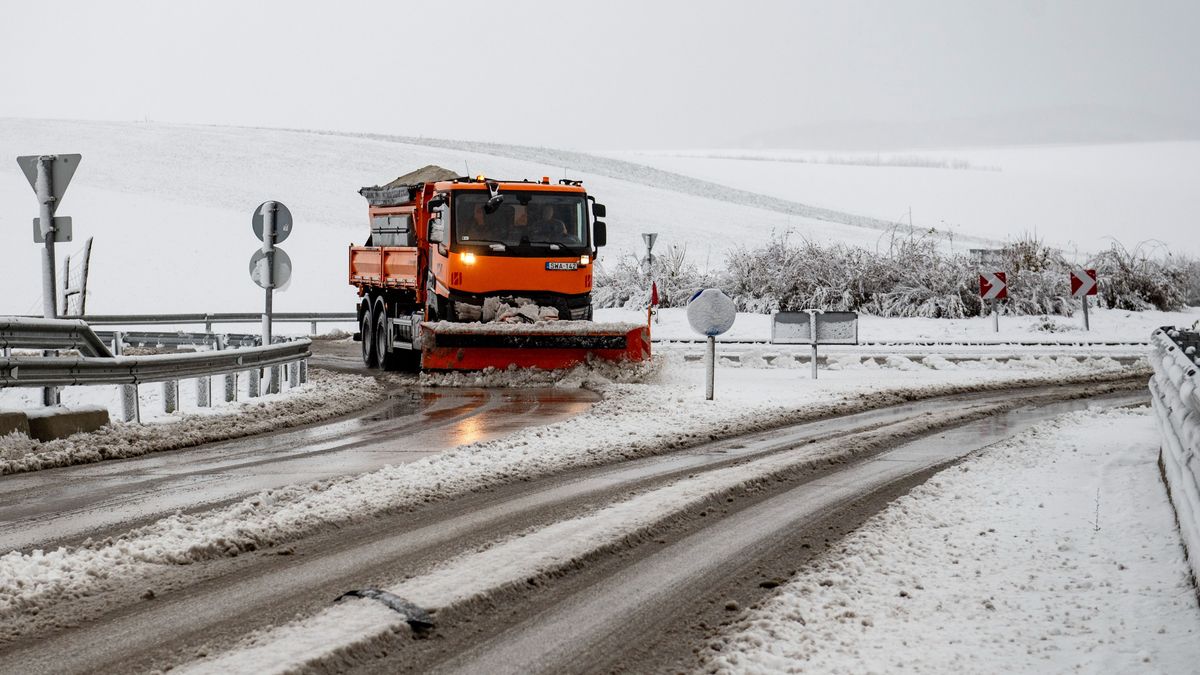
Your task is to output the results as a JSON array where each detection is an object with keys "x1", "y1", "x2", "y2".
[{"x1": 2, "y1": 0, "x2": 1197, "y2": 149}]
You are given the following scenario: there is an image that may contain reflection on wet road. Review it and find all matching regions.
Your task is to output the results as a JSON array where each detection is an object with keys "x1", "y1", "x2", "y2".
[{"x1": 0, "y1": 386, "x2": 599, "y2": 552}]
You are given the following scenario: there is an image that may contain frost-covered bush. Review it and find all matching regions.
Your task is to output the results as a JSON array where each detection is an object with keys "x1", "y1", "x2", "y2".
[
  {"x1": 1089, "y1": 242, "x2": 1189, "y2": 312},
  {"x1": 860, "y1": 236, "x2": 977, "y2": 318},
  {"x1": 993, "y1": 236, "x2": 1073, "y2": 316},
  {"x1": 596, "y1": 233, "x2": 1196, "y2": 316},
  {"x1": 593, "y1": 245, "x2": 713, "y2": 309},
  {"x1": 721, "y1": 232, "x2": 977, "y2": 318}
]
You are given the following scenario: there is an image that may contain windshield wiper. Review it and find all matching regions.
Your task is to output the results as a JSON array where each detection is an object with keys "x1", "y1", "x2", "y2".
[
  {"x1": 526, "y1": 240, "x2": 583, "y2": 252},
  {"x1": 460, "y1": 239, "x2": 508, "y2": 250}
]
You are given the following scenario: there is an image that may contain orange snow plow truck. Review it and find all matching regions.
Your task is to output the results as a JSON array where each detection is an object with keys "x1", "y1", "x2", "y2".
[{"x1": 349, "y1": 165, "x2": 651, "y2": 371}]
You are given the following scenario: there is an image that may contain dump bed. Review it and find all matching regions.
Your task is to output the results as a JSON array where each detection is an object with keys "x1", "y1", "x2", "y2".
[{"x1": 348, "y1": 245, "x2": 419, "y2": 290}]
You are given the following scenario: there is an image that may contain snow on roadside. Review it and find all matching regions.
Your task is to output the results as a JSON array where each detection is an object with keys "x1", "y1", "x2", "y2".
[
  {"x1": 0, "y1": 370, "x2": 384, "y2": 475},
  {"x1": 702, "y1": 407, "x2": 1200, "y2": 674},
  {"x1": 0, "y1": 355, "x2": 1142, "y2": 626},
  {"x1": 600, "y1": 306, "x2": 1200, "y2": 345}
]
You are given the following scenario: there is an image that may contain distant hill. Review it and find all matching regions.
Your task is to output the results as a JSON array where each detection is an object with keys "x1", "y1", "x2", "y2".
[{"x1": 738, "y1": 106, "x2": 1200, "y2": 151}]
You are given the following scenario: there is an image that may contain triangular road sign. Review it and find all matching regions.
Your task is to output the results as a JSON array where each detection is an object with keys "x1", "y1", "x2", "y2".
[{"x1": 16, "y1": 154, "x2": 82, "y2": 213}]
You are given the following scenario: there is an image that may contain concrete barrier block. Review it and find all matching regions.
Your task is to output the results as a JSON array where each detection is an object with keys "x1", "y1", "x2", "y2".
[
  {"x1": 25, "y1": 405, "x2": 110, "y2": 442},
  {"x1": 0, "y1": 411, "x2": 30, "y2": 438}
]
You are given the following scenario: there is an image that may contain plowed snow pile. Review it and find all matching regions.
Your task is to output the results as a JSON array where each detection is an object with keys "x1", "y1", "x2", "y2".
[{"x1": 703, "y1": 407, "x2": 1200, "y2": 674}]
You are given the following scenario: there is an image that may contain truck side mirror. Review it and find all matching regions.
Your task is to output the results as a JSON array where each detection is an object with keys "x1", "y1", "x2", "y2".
[
  {"x1": 428, "y1": 212, "x2": 445, "y2": 244},
  {"x1": 427, "y1": 194, "x2": 447, "y2": 209},
  {"x1": 593, "y1": 221, "x2": 607, "y2": 247},
  {"x1": 593, "y1": 203, "x2": 606, "y2": 218}
]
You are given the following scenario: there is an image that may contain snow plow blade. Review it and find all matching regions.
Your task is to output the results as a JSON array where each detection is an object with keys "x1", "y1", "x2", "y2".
[{"x1": 419, "y1": 322, "x2": 651, "y2": 371}]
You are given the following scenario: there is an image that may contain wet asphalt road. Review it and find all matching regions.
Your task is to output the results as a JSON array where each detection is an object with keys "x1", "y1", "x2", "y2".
[{"x1": 0, "y1": 383, "x2": 598, "y2": 553}]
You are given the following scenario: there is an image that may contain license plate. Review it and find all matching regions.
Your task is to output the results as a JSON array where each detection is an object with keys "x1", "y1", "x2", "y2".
[{"x1": 545, "y1": 262, "x2": 578, "y2": 270}]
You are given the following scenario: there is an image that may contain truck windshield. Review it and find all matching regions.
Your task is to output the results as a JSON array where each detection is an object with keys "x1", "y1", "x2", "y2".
[{"x1": 453, "y1": 191, "x2": 589, "y2": 254}]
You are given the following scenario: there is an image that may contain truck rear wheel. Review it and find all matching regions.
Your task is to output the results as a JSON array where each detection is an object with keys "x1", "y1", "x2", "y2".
[
  {"x1": 374, "y1": 305, "x2": 394, "y2": 371},
  {"x1": 361, "y1": 310, "x2": 377, "y2": 368}
]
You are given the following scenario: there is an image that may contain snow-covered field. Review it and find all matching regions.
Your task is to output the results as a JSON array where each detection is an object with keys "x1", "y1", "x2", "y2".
[
  {"x1": 0, "y1": 354, "x2": 1141, "y2": 625},
  {"x1": 704, "y1": 407, "x2": 1200, "y2": 674},
  {"x1": 0, "y1": 119, "x2": 899, "y2": 316},
  {"x1": 615, "y1": 143, "x2": 1200, "y2": 258}
]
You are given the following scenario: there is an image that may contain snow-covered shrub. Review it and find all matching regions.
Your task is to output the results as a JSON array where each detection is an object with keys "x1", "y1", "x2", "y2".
[
  {"x1": 860, "y1": 235, "x2": 977, "y2": 318},
  {"x1": 722, "y1": 232, "x2": 977, "y2": 318},
  {"x1": 602, "y1": 232, "x2": 1195, "y2": 317},
  {"x1": 593, "y1": 244, "x2": 713, "y2": 309},
  {"x1": 993, "y1": 235, "x2": 1073, "y2": 315},
  {"x1": 1089, "y1": 242, "x2": 1189, "y2": 311}
]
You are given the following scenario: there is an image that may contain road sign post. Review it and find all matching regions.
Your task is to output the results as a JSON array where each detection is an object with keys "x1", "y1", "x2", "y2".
[
  {"x1": 770, "y1": 311, "x2": 859, "y2": 379},
  {"x1": 687, "y1": 288, "x2": 736, "y2": 400},
  {"x1": 1071, "y1": 268, "x2": 1098, "y2": 331},
  {"x1": 250, "y1": 201, "x2": 293, "y2": 393},
  {"x1": 979, "y1": 272, "x2": 1007, "y2": 333},
  {"x1": 18, "y1": 153, "x2": 82, "y2": 406},
  {"x1": 642, "y1": 232, "x2": 658, "y2": 268}
]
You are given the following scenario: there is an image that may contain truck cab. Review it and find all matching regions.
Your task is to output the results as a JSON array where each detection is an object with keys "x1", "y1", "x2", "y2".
[{"x1": 423, "y1": 178, "x2": 606, "y2": 322}]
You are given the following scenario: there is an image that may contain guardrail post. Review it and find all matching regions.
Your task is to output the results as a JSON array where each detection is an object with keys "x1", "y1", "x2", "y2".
[
  {"x1": 121, "y1": 384, "x2": 140, "y2": 423},
  {"x1": 205, "y1": 314, "x2": 213, "y2": 333},
  {"x1": 163, "y1": 380, "x2": 178, "y2": 413},
  {"x1": 197, "y1": 375, "x2": 211, "y2": 407},
  {"x1": 248, "y1": 368, "x2": 261, "y2": 398},
  {"x1": 288, "y1": 361, "x2": 299, "y2": 388},
  {"x1": 268, "y1": 365, "x2": 282, "y2": 395},
  {"x1": 310, "y1": 321, "x2": 317, "y2": 335},
  {"x1": 225, "y1": 372, "x2": 238, "y2": 402},
  {"x1": 299, "y1": 358, "x2": 308, "y2": 384}
]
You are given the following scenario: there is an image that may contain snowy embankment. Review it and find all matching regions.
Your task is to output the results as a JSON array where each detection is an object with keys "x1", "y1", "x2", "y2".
[
  {"x1": 703, "y1": 407, "x2": 1200, "y2": 674},
  {"x1": 0, "y1": 354, "x2": 1142, "y2": 627},
  {"x1": 1148, "y1": 327, "x2": 1200, "y2": 585},
  {"x1": 0, "y1": 370, "x2": 384, "y2": 475}
]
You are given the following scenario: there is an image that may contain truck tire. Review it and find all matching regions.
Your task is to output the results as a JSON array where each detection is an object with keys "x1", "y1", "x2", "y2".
[
  {"x1": 374, "y1": 304, "x2": 397, "y2": 371},
  {"x1": 361, "y1": 310, "x2": 378, "y2": 368}
]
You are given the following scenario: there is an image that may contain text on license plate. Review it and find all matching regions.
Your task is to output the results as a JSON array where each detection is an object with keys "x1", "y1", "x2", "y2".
[{"x1": 545, "y1": 262, "x2": 578, "y2": 270}]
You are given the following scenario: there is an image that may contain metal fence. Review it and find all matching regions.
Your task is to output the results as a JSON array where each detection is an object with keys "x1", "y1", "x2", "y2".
[
  {"x1": 74, "y1": 312, "x2": 355, "y2": 334},
  {"x1": 1148, "y1": 327, "x2": 1200, "y2": 584},
  {"x1": 0, "y1": 317, "x2": 312, "y2": 423}
]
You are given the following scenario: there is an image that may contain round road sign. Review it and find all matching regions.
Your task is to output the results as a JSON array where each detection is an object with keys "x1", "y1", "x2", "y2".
[
  {"x1": 686, "y1": 288, "x2": 736, "y2": 336},
  {"x1": 249, "y1": 247, "x2": 293, "y2": 290},
  {"x1": 252, "y1": 201, "x2": 293, "y2": 244}
]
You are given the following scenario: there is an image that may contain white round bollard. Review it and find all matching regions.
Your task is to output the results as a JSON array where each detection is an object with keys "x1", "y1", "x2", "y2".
[{"x1": 687, "y1": 289, "x2": 736, "y2": 400}]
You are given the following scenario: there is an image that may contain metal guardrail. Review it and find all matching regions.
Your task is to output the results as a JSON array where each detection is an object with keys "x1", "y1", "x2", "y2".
[
  {"x1": 0, "y1": 341, "x2": 310, "y2": 387},
  {"x1": 0, "y1": 317, "x2": 114, "y2": 357},
  {"x1": 73, "y1": 312, "x2": 355, "y2": 332},
  {"x1": 1148, "y1": 326, "x2": 1200, "y2": 585},
  {"x1": 0, "y1": 317, "x2": 312, "y2": 423},
  {"x1": 95, "y1": 331, "x2": 265, "y2": 350}
]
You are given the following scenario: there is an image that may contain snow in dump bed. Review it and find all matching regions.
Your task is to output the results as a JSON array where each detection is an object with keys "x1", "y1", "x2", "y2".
[
  {"x1": 423, "y1": 319, "x2": 645, "y2": 335},
  {"x1": 702, "y1": 407, "x2": 1200, "y2": 674},
  {"x1": 0, "y1": 354, "x2": 1142, "y2": 625},
  {"x1": 0, "y1": 370, "x2": 384, "y2": 475}
]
